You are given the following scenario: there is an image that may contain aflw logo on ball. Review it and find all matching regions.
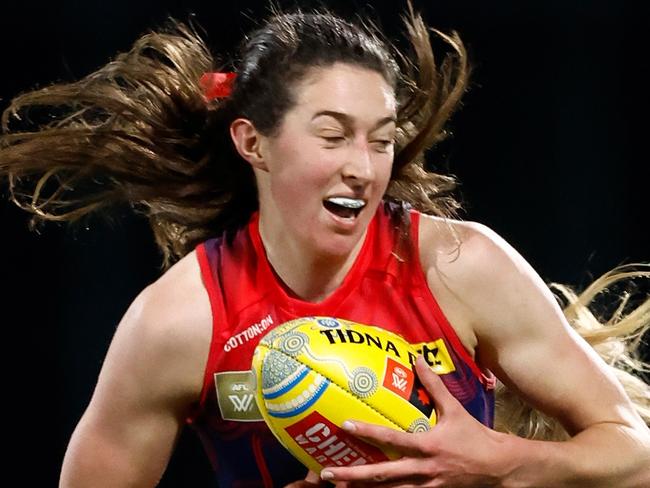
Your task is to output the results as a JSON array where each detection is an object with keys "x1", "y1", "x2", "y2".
[{"x1": 383, "y1": 357, "x2": 414, "y2": 399}]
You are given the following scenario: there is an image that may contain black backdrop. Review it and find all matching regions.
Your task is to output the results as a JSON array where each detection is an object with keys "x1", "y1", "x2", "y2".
[{"x1": 1, "y1": 1, "x2": 647, "y2": 485}]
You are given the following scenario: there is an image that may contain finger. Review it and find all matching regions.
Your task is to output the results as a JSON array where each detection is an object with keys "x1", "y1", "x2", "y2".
[
  {"x1": 414, "y1": 355, "x2": 459, "y2": 416},
  {"x1": 321, "y1": 457, "x2": 423, "y2": 484},
  {"x1": 305, "y1": 470, "x2": 322, "y2": 484},
  {"x1": 340, "y1": 420, "x2": 423, "y2": 456}
]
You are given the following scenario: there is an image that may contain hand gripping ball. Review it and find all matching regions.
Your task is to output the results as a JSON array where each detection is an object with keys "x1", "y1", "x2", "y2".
[{"x1": 251, "y1": 317, "x2": 437, "y2": 474}]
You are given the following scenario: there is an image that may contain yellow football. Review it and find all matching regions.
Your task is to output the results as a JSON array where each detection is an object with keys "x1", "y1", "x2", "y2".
[{"x1": 251, "y1": 316, "x2": 436, "y2": 473}]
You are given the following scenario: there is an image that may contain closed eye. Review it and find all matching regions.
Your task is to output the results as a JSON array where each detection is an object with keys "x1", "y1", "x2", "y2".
[{"x1": 373, "y1": 140, "x2": 395, "y2": 152}]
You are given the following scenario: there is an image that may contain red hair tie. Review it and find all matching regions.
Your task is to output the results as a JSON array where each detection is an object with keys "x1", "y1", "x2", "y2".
[{"x1": 200, "y1": 71, "x2": 237, "y2": 100}]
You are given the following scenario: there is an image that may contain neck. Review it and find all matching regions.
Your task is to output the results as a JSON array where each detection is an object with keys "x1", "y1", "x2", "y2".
[{"x1": 258, "y1": 218, "x2": 367, "y2": 303}]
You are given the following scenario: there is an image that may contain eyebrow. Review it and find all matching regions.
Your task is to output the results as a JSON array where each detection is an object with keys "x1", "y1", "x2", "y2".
[{"x1": 311, "y1": 110, "x2": 396, "y2": 130}]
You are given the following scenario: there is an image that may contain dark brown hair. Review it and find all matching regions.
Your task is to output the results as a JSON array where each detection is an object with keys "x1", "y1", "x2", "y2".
[{"x1": 0, "y1": 1, "x2": 467, "y2": 269}]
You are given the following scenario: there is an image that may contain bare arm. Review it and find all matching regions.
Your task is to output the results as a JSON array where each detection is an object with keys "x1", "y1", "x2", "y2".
[
  {"x1": 457, "y1": 222, "x2": 650, "y2": 486},
  {"x1": 60, "y1": 254, "x2": 210, "y2": 487}
]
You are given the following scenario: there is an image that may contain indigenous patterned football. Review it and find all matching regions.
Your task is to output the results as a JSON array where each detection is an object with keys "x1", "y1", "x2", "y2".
[{"x1": 251, "y1": 317, "x2": 436, "y2": 473}]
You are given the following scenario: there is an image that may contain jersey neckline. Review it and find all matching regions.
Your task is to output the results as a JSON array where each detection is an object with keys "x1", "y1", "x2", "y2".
[{"x1": 248, "y1": 208, "x2": 379, "y2": 316}]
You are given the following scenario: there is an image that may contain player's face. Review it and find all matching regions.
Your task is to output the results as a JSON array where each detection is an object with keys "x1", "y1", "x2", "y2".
[{"x1": 256, "y1": 63, "x2": 397, "y2": 258}]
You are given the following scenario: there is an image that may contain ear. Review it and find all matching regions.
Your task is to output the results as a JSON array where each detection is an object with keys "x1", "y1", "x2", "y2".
[{"x1": 229, "y1": 118, "x2": 269, "y2": 171}]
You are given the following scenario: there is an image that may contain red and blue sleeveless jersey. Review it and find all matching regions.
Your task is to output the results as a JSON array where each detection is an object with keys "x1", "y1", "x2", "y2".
[{"x1": 186, "y1": 202, "x2": 495, "y2": 487}]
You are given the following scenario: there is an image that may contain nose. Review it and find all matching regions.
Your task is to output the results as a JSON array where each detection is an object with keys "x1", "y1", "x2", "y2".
[{"x1": 342, "y1": 138, "x2": 375, "y2": 185}]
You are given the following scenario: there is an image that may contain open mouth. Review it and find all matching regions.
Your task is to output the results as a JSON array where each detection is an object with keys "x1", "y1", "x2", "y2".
[{"x1": 323, "y1": 197, "x2": 366, "y2": 219}]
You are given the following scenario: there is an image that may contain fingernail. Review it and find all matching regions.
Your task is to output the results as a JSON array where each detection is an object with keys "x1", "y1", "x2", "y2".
[
  {"x1": 321, "y1": 470, "x2": 334, "y2": 480},
  {"x1": 341, "y1": 420, "x2": 356, "y2": 432}
]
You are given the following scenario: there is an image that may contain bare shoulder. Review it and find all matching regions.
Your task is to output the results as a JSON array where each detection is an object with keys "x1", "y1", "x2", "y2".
[
  {"x1": 417, "y1": 214, "x2": 505, "y2": 272},
  {"x1": 418, "y1": 213, "x2": 535, "y2": 295},
  {"x1": 114, "y1": 249, "x2": 212, "y2": 407},
  {"x1": 418, "y1": 213, "x2": 566, "y2": 347},
  {"x1": 416, "y1": 214, "x2": 539, "y2": 357},
  {"x1": 144, "y1": 250, "x2": 212, "y2": 396},
  {"x1": 143, "y1": 249, "x2": 212, "y2": 340}
]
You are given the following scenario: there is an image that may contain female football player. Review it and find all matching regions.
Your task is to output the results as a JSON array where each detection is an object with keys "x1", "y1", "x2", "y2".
[{"x1": 1, "y1": 1, "x2": 648, "y2": 486}]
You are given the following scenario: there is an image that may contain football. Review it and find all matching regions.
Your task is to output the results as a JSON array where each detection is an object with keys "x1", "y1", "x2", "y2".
[{"x1": 251, "y1": 316, "x2": 436, "y2": 473}]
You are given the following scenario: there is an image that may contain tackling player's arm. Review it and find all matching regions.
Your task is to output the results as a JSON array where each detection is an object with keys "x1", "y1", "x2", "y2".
[{"x1": 59, "y1": 253, "x2": 211, "y2": 487}]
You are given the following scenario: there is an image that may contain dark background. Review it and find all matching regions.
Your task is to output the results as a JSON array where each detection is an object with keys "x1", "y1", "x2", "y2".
[{"x1": 1, "y1": 0, "x2": 647, "y2": 485}]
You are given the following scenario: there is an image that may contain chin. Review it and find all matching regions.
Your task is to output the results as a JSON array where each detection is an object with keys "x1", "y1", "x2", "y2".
[{"x1": 311, "y1": 227, "x2": 366, "y2": 260}]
